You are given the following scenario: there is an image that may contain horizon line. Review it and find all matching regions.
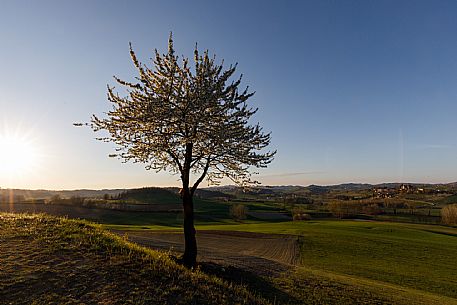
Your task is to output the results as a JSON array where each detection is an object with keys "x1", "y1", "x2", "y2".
[{"x1": 1, "y1": 180, "x2": 456, "y2": 192}]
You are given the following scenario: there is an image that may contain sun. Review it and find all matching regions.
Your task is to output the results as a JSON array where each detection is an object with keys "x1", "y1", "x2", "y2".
[{"x1": 0, "y1": 134, "x2": 38, "y2": 176}]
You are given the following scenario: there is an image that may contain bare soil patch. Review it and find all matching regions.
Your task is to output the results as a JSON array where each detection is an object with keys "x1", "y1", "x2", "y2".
[{"x1": 113, "y1": 229, "x2": 299, "y2": 277}]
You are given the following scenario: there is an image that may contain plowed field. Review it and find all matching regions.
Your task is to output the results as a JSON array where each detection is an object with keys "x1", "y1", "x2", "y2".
[{"x1": 113, "y1": 230, "x2": 299, "y2": 276}]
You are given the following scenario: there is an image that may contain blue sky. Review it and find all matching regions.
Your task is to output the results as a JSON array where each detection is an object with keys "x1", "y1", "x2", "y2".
[{"x1": 1, "y1": 0, "x2": 457, "y2": 189}]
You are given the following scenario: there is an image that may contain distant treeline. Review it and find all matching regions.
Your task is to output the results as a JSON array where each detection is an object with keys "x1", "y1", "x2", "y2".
[
  {"x1": 0, "y1": 188, "x2": 125, "y2": 203},
  {"x1": 328, "y1": 198, "x2": 428, "y2": 215},
  {"x1": 0, "y1": 187, "x2": 232, "y2": 206}
]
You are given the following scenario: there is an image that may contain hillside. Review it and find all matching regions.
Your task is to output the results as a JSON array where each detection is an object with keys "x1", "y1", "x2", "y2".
[
  {"x1": 119, "y1": 187, "x2": 181, "y2": 204},
  {"x1": 0, "y1": 213, "x2": 267, "y2": 305},
  {"x1": 207, "y1": 182, "x2": 457, "y2": 195}
]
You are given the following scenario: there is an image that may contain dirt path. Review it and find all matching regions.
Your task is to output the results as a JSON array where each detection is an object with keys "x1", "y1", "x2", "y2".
[{"x1": 113, "y1": 230, "x2": 300, "y2": 277}]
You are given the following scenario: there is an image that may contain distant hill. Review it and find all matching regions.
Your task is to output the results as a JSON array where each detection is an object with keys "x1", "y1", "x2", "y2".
[
  {"x1": 205, "y1": 185, "x2": 240, "y2": 193},
  {"x1": 1, "y1": 181, "x2": 456, "y2": 204},
  {"x1": 118, "y1": 187, "x2": 180, "y2": 204},
  {"x1": 207, "y1": 182, "x2": 457, "y2": 196}
]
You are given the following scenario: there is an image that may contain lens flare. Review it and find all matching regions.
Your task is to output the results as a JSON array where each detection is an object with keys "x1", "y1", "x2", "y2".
[{"x1": 0, "y1": 134, "x2": 39, "y2": 177}]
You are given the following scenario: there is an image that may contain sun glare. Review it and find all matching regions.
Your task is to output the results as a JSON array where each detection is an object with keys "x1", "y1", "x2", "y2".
[{"x1": 0, "y1": 134, "x2": 38, "y2": 176}]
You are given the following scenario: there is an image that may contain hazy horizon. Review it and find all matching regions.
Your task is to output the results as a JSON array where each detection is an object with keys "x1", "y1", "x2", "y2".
[{"x1": 2, "y1": 180, "x2": 457, "y2": 192}]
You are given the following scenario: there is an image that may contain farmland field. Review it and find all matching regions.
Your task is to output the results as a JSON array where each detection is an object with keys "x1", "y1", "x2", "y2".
[
  {"x1": 112, "y1": 220, "x2": 457, "y2": 304},
  {"x1": 2, "y1": 200, "x2": 457, "y2": 304}
]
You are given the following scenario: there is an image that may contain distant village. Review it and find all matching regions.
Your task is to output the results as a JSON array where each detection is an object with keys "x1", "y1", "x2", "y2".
[{"x1": 373, "y1": 184, "x2": 438, "y2": 198}]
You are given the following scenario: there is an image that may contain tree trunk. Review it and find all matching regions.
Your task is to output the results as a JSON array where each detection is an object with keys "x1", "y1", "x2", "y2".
[{"x1": 181, "y1": 187, "x2": 197, "y2": 268}]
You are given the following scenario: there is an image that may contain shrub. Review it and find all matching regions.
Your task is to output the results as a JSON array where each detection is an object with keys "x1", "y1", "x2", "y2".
[
  {"x1": 292, "y1": 207, "x2": 312, "y2": 221},
  {"x1": 362, "y1": 203, "x2": 381, "y2": 215},
  {"x1": 441, "y1": 204, "x2": 457, "y2": 225},
  {"x1": 293, "y1": 213, "x2": 311, "y2": 221},
  {"x1": 230, "y1": 204, "x2": 248, "y2": 220}
]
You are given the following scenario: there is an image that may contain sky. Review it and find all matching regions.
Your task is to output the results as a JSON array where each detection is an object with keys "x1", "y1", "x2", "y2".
[{"x1": 1, "y1": 0, "x2": 457, "y2": 189}]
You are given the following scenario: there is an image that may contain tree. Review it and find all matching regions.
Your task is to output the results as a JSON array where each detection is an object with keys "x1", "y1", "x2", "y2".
[
  {"x1": 87, "y1": 34, "x2": 275, "y2": 267},
  {"x1": 49, "y1": 194, "x2": 62, "y2": 204},
  {"x1": 441, "y1": 204, "x2": 457, "y2": 225},
  {"x1": 230, "y1": 203, "x2": 248, "y2": 220},
  {"x1": 327, "y1": 200, "x2": 361, "y2": 218},
  {"x1": 384, "y1": 199, "x2": 403, "y2": 215}
]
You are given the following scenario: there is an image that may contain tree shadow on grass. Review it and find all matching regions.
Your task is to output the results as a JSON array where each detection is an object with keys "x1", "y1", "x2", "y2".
[{"x1": 198, "y1": 261, "x2": 299, "y2": 305}]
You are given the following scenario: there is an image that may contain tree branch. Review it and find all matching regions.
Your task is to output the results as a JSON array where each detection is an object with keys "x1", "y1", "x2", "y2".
[
  {"x1": 167, "y1": 149, "x2": 183, "y2": 174},
  {"x1": 191, "y1": 156, "x2": 211, "y2": 195}
]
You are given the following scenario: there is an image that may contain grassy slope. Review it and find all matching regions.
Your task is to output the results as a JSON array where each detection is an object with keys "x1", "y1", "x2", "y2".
[
  {"x1": 274, "y1": 266, "x2": 457, "y2": 305},
  {"x1": 0, "y1": 213, "x2": 268, "y2": 305}
]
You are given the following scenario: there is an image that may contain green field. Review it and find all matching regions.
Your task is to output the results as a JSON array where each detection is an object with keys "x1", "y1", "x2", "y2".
[
  {"x1": 195, "y1": 221, "x2": 457, "y2": 299},
  {"x1": 107, "y1": 219, "x2": 457, "y2": 304}
]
